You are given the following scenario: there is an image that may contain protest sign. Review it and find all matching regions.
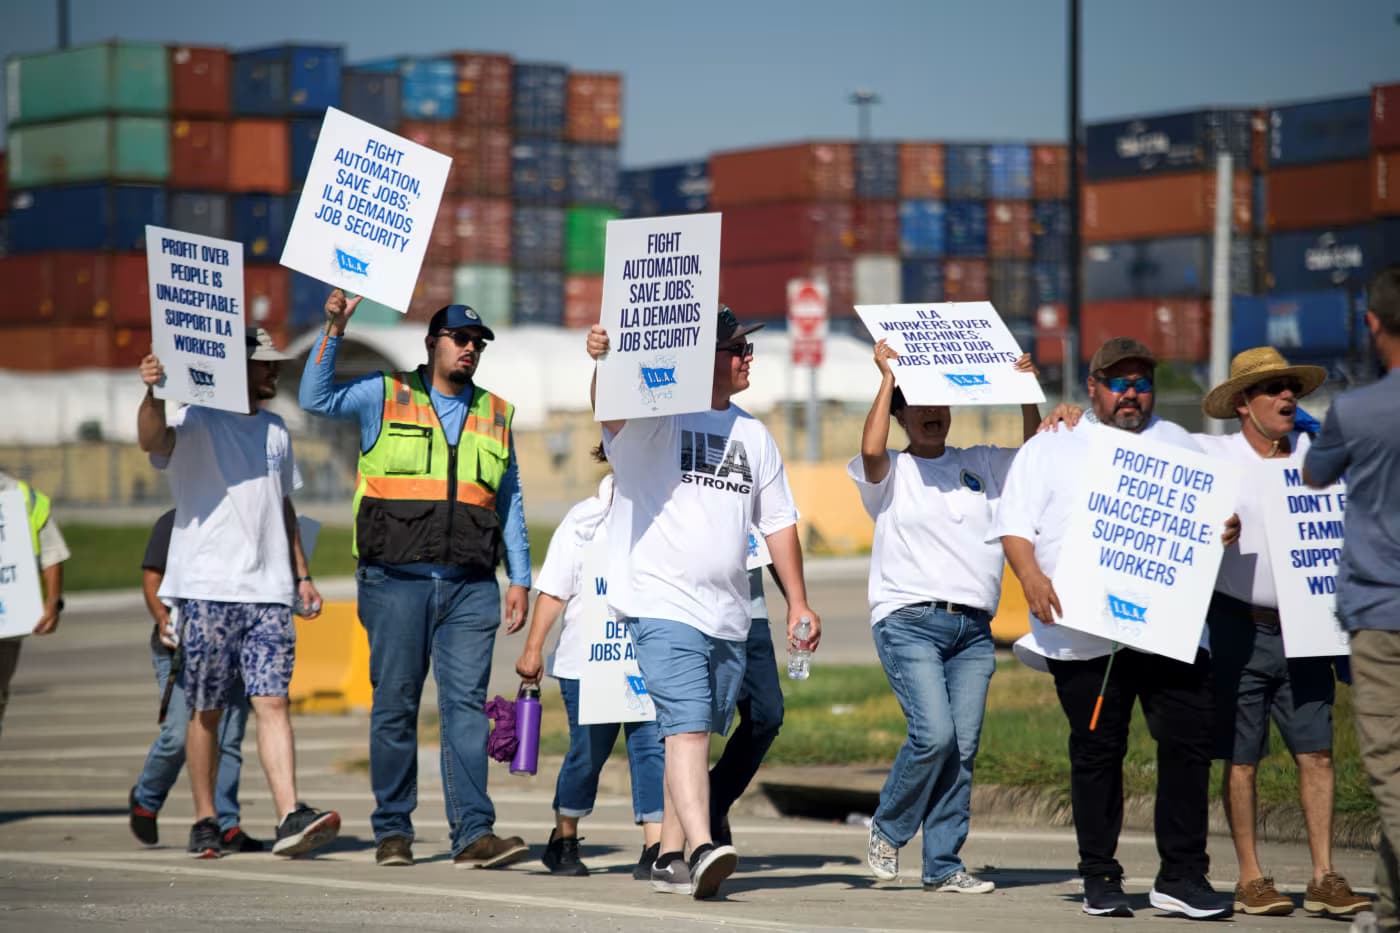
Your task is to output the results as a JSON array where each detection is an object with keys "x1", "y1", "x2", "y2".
[
  {"x1": 747, "y1": 527, "x2": 773, "y2": 570},
  {"x1": 853, "y1": 301, "x2": 1045, "y2": 406},
  {"x1": 576, "y1": 532, "x2": 655, "y2": 725},
  {"x1": 0, "y1": 488, "x2": 45, "y2": 639},
  {"x1": 1261, "y1": 462, "x2": 1349, "y2": 657},
  {"x1": 145, "y1": 226, "x2": 247, "y2": 413},
  {"x1": 280, "y1": 107, "x2": 451, "y2": 312},
  {"x1": 1051, "y1": 427, "x2": 1241, "y2": 663},
  {"x1": 593, "y1": 213, "x2": 721, "y2": 421}
]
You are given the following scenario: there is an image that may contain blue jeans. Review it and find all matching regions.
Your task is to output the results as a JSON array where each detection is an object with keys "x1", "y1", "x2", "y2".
[
  {"x1": 553, "y1": 678, "x2": 664, "y2": 823},
  {"x1": 357, "y1": 562, "x2": 501, "y2": 855},
  {"x1": 132, "y1": 630, "x2": 249, "y2": 831},
  {"x1": 870, "y1": 604, "x2": 996, "y2": 885},
  {"x1": 709, "y1": 619, "x2": 784, "y2": 830}
]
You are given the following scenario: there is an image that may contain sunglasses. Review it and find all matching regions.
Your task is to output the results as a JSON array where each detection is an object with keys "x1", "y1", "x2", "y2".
[
  {"x1": 437, "y1": 331, "x2": 488, "y2": 349},
  {"x1": 1095, "y1": 375, "x2": 1154, "y2": 394},
  {"x1": 718, "y1": 341, "x2": 754, "y2": 357},
  {"x1": 1248, "y1": 378, "x2": 1304, "y2": 397}
]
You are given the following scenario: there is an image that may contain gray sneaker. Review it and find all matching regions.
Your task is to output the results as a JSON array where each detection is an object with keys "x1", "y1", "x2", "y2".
[
  {"x1": 867, "y1": 826, "x2": 898, "y2": 881},
  {"x1": 650, "y1": 853, "x2": 692, "y2": 894},
  {"x1": 930, "y1": 870, "x2": 995, "y2": 894}
]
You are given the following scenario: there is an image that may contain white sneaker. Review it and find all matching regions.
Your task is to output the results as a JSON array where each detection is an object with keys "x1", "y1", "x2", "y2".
[
  {"x1": 931, "y1": 870, "x2": 995, "y2": 894},
  {"x1": 867, "y1": 826, "x2": 898, "y2": 881}
]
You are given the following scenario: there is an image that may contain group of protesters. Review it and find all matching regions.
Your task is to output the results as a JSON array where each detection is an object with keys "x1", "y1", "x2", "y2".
[{"x1": 4, "y1": 259, "x2": 1395, "y2": 925}]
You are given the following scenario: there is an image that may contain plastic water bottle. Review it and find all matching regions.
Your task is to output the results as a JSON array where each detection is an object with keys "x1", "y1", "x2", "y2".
[{"x1": 787, "y1": 616, "x2": 813, "y2": 681}]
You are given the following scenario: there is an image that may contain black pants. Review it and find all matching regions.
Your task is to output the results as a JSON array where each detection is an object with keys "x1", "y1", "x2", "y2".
[{"x1": 1047, "y1": 647, "x2": 1214, "y2": 882}]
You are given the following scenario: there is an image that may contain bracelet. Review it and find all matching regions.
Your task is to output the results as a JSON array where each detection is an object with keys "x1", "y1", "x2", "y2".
[{"x1": 297, "y1": 575, "x2": 313, "y2": 583}]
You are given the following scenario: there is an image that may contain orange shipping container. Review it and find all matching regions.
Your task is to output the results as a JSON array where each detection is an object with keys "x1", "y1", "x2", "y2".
[
  {"x1": 719, "y1": 258, "x2": 854, "y2": 320},
  {"x1": 170, "y1": 119, "x2": 230, "y2": 189},
  {"x1": 244, "y1": 264, "x2": 290, "y2": 332},
  {"x1": 228, "y1": 120, "x2": 289, "y2": 193},
  {"x1": 710, "y1": 143, "x2": 854, "y2": 207},
  {"x1": 454, "y1": 52, "x2": 513, "y2": 127},
  {"x1": 1080, "y1": 299, "x2": 1209, "y2": 363},
  {"x1": 1265, "y1": 159, "x2": 1371, "y2": 231},
  {"x1": 1373, "y1": 151, "x2": 1400, "y2": 216},
  {"x1": 564, "y1": 275, "x2": 604, "y2": 329},
  {"x1": 423, "y1": 196, "x2": 458, "y2": 265},
  {"x1": 1083, "y1": 171, "x2": 1250, "y2": 242},
  {"x1": 1031, "y1": 145, "x2": 1068, "y2": 199},
  {"x1": 1033, "y1": 303, "x2": 1068, "y2": 366},
  {"x1": 1373, "y1": 83, "x2": 1400, "y2": 152},
  {"x1": 1251, "y1": 109, "x2": 1269, "y2": 172},
  {"x1": 404, "y1": 264, "x2": 456, "y2": 323},
  {"x1": 454, "y1": 197, "x2": 512, "y2": 265},
  {"x1": 170, "y1": 46, "x2": 231, "y2": 117},
  {"x1": 566, "y1": 73, "x2": 622, "y2": 144},
  {"x1": 943, "y1": 259, "x2": 989, "y2": 302},
  {"x1": 399, "y1": 120, "x2": 454, "y2": 158},
  {"x1": 988, "y1": 201, "x2": 1033, "y2": 258},
  {"x1": 0, "y1": 325, "x2": 115, "y2": 370},
  {"x1": 451, "y1": 126, "x2": 512, "y2": 197},
  {"x1": 898, "y1": 143, "x2": 945, "y2": 199}
]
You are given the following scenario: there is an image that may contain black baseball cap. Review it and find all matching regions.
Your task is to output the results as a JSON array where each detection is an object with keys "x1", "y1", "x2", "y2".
[
  {"x1": 715, "y1": 304, "x2": 765, "y2": 348},
  {"x1": 428, "y1": 304, "x2": 495, "y2": 341}
]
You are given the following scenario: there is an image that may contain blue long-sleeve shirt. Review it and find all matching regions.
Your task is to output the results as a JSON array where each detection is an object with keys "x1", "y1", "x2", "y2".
[{"x1": 299, "y1": 334, "x2": 531, "y2": 588}]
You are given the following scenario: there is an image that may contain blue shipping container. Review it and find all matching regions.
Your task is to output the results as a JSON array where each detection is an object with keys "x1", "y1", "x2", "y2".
[
  {"x1": 1267, "y1": 223, "x2": 1398, "y2": 292},
  {"x1": 232, "y1": 45, "x2": 341, "y2": 115},
  {"x1": 944, "y1": 201, "x2": 988, "y2": 257},
  {"x1": 512, "y1": 267, "x2": 564, "y2": 325},
  {"x1": 512, "y1": 63, "x2": 567, "y2": 137},
  {"x1": 1269, "y1": 95, "x2": 1370, "y2": 167},
  {"x1": 1085, "y1": 109, "x2": 1253, "y2": 180},
  {"x1": 1033, "y1": 261, "x2": 1070, "y2": 304},
  {"x1": 232, "y1": 193, "x2": 292, "y2": 261},
  {"x1": 618, "y1": 169, "x2": 655, "y2": 217},
  {"x1": 990, "y1": 260, "x2": 1035, "y2": 319},
  {"x1": 169, "y1": 192, "x2": 230, "y2": 240},
  {"x1": 945, "y1": 145, "x2": 989, "y2": 200},
  {"x1": 900, "y1": 259, "x2": 944, "y2": 303},
  {"x1": 512, "y1": 206, "x2": 565, "y2": 267},
  {"x1": 1230, "y1": 290, "x2": 1368, "y2": 357},
  {"x1": 567, "y1": 144, "x2": 620, "y2": 205},
  {"x1": 289, "y1": 117, "x2": 321, "y2": 187},
  {"x1": 1032, "y1": 200, "x2": 1071, "y2": 264},
  {"x1": 1083, "y1": 236, "x2": 1257, "y2": 301},
  {"x1": 648, "y1": 161, "x2": 709, "y2": 214},
  {"x1": 357, "y1": 57, "x2": 456, "y2": 119},
  {"x1": 6, "y1": 184, "x2": 166, "y2": 252},
  {"x1": 340, "y1": 70, "x2": 402, "y2": 129},
  {"x1": 987, "y1": 144, "x2": 1032, "y2": 199},
  {"x1": 898, "y1": 200, "x2": 946, "y2": 257},
  {"x1": 856, "y1": 142, "x2": 899, "y2": 200},
  {"x1": 511, "y1": 137, "x2": 568, "y2": 205}
]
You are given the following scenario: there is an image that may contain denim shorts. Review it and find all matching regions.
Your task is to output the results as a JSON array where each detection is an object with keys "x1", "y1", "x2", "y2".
[{"x1": 627, "y1": 617, "x2": 746, "y2": 738}]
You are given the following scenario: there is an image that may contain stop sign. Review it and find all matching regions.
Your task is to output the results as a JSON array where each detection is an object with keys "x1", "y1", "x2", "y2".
[{"x1": 787, "y1": 278, "x2": 829, "y2": 366}]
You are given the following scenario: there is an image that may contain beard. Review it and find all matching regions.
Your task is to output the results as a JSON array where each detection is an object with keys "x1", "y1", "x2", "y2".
[
  {"x1": 447, "y1": 367, "x2": 472, "y2": 385},
  {"x1": 1111, "y1": 401, "x2": 1146, "y2": 431}
]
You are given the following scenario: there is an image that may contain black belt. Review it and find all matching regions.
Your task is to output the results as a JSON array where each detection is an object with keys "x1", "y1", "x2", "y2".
[{"x1": 910, "y1": 600, "x2": 991, "y2": 620}]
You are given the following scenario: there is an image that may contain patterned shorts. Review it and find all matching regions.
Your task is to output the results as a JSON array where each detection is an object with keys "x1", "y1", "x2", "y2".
[{"x1": 179, "y1": 599, "x2": 295, "y2": 712}]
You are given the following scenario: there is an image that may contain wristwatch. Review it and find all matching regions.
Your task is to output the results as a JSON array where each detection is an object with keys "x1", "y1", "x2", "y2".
[
  {"x1": 54, "y1": 598, "x2": 65, "y2": 612},
  {"x1": 296, "y1": 576, "x2": 313, "y2": 584}
]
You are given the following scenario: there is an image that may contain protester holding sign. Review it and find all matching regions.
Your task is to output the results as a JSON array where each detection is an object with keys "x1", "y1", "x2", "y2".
[
  {"x1": 991, "y1": 337, "x2": 1237, "y2": 921},
  {"x1": 137, "y1": 328, "x2": 337, "y2": 860},
  {"x1": 0, "y1": 471, "x2": 68, "y2": 740},
  {"x1": 1305, "y1": 263, "x2": 1400, "y2": 933},
  {"x1": 1195, "y1": 348, "x2": 1368, "y2": 918},
  {"x1": 513, "y1": 464, "x2": 664, "y2": 880},
  {"x1": 300, "y1": 290, "x2": 531, "y2": 870},
  {"x1": 585, "y1": 304, "x2": 819, "y2": 900},
  {"x1": 850, "y1": 340, "x2": 1047, "y2": 894}
]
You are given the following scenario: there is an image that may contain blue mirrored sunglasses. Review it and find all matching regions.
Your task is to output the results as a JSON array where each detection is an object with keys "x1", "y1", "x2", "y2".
[{"x1": 1095, "y1": 375, "x2": 1154, "y2": 394}]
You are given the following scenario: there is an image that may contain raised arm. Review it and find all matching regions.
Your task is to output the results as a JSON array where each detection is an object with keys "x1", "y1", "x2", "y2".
[
  {"x1": 586, "y1": 324, "x2": 626, "y2": 435},
  {"x1": 1015, "y1": 353, "x2": 1044, "y2": 442},
  {"x1": 137, "y1": 355, "x2": 176, "y2": 457},
  {"x1": 861, "y1": 340, "x2": 899, "y2": 484}
]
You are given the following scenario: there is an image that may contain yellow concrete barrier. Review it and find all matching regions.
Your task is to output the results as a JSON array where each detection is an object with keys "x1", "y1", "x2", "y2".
[
  {"x1": 991, "y1": 566, "x2": 1032, "y2": 646},
  {"x1": 786, "y1": 461, "x2": 874, "y2": 554},
  {"x1": 289, "y1": 600, "x2": 373, "y2": 715}
]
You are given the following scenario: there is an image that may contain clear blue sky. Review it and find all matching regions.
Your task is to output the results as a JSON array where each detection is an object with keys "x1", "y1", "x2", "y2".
[{"x1": 3, "y1": 0, "x2": 1397, "y2": 165}]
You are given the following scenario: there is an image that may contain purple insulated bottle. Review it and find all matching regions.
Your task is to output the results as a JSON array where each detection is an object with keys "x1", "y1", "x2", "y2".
[{"x1": 510, "y1": 682, "x2": 542, "y2": 776}]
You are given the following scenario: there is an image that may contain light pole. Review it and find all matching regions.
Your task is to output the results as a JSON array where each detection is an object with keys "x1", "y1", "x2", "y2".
[
  {"x1": 1066, "y1": 0, "x2": 1081, "y2": 401},
  {"x1": 849, "y1": 89, "x2": 881, "y2": 142}
]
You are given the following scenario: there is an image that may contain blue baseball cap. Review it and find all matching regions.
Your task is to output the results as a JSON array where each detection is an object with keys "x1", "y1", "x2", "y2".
[{"x1": 428, "y1": 304, "x2": 496, "y2": 341}]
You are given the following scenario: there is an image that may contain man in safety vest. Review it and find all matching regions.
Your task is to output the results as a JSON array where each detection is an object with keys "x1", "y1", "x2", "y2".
[
  {"x1": 0, "y1": 470, "x2": 69, "y2": 739},
  {"x1": 300, "y1": 289, "x2": 532, "y2": 870}
]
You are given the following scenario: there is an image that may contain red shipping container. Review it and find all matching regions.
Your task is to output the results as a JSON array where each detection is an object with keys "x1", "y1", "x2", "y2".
[
  {"x1": 454, "y1": 198, "x2": 512, "y2": 265},
  {"x1": 454, "y1": 52, "x2": 513, "y2": 127},
  {"x1": 899, "y1": 143, "x2": 945, "y2": 199},
  {"x1": 1373, "y1": 83, "x2": 1400, "y2": 152},
  {"x1": 720, "y1": 202, "x2": 854, "y2": 263},
  {"x1": 1266, "y1": 159, "x2": 1371, "y2": 231},
  {"x1": 405, "y1": 264, "x2": 456, "y2": 322},
  {"x1": 1372, "y1": 151, "x2": 1400, "y2": 217},
  {"x1": 51, "y1": 252, "x2": 102, "y2": 325},
  {"x1": 564, "y1": 274, "x2": 605, "y2": 329},
  {"x1": 228, "y1": 120, "x2": 289, "y2": 193},
  {"x1": 423, "y1": 196, "x2": 459, "y2": 266},
  {"x1": 1033, "y1": 303, "x2": 1069, "y2": 366},
  {"x1": 988, "y1": 201, "x2": 1033, "y2": 258},
  {"x1": 451, "y1": 126, "x2": 512, "y2": 197},
  {"x1": 1251, "y1": 109, "x2": 1269, "y2": 172},
  {"x1": 112, "y1": 325, "x2": 152, "y2": 368},
  {"x1": 710, "y1": 143, "x2": 854, "y2": 207},
  {"x1": 566, "y1": 73, "x2": 622, "y2": 144},
  {"x1": 0, "y1": 255, "x2": 49, "y2": 323},
  {"x1": 943, "y1": 259, "x2": 990, "y2": 302},
  {"x1": 719, "y1": 259, "x2": 854, "y2": 320},
  {"x1": 1031, "y1": 145, "x2": 1068, "y2": 199},
  {"x1": 1083, "y1": 171, "x2": 1251, "y2": 242},
  {"x1": 170, "y1": 46, "x2": 231, "y2": 117},
  {"x1": 0, "y1": 151, "x2": 7, "y2": 216},
  {"x1": 399, "y1": 120, "x2": 455, "y2": 159},
  {"x1": 1079, "y1": 299, "x2": 1209, "y2": 363},
  {"x1": 98, "y1": 253, "x2": 149, "y2": 326},
  {"x1": 0, "y1": 325, "x2": 120, "y2": 370},
  {"x1": 853, "y1": 201, "x2": 899, "y2": 254},
  {"x1": 244, "y1": 264, "x2": 290, "y2": 332},
  {"x1": 170, "y1": 119, "x2": 230, "y2": 189}
]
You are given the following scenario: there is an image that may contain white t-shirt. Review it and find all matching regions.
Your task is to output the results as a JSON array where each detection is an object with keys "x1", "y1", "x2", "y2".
[
  {"x1": 990, "y1": 414, "x2": 1205, "y2": 668},
  {"x1": 603, "y1": 404, "x2": 798, "y2": 641},
  {"x1": 1195, "y1": 430, "x2": 1310, "y2": 609},
  {"x1": 848, "y1": 446, "x2": 1017, "y2": 625},
  {"x1": 153, "y1": 405, "x2": 301, "y2": 607},
  {"x1": 534, "y1": 477, "x2": 612, "y2": 679}
]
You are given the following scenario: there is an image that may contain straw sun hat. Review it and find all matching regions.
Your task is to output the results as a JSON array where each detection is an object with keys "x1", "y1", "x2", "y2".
[{"x1": 1201, "y1": 347, "x2": 1327, "y2": 419}]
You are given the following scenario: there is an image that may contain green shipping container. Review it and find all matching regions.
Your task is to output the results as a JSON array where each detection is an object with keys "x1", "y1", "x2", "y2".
[
  {"x1": 564, "y1": 206, "x2": 618, "y2": 275},
  {"x1": 8, "y1": 117, "x2": 169, "y2": 187},
  {"x1": 454, "y1": 265, "x2": 512, "y2": 332},
  {"x1": 6, "y1": 42, "x2": 170, "y2": 126}
]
